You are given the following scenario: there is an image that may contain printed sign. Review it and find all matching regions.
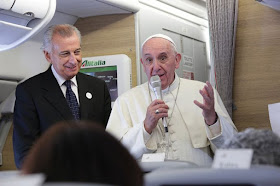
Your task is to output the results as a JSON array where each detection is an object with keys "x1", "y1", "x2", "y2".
[{"x1": 212, "y1": 149, "x2": 253, "y2": 169}]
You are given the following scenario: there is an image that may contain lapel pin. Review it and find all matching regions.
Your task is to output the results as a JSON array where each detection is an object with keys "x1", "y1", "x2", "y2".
[{"x1": 86, "y1": 92, "x2": 92, "y2": 99}]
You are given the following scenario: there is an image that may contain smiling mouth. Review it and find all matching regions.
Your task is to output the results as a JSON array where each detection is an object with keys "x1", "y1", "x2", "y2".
[{"x1": 66, "y1": 66, "x2": 77, "y2": 70}]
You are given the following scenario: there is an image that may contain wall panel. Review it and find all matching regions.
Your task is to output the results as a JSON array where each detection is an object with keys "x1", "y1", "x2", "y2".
[
  {"x1": 74, "y1": 14, "x2": 137, "y2": 87},
  {"x1": 0, "y1": 126, "x2": 16, "y2": 170},
  {"x1": 233, "y1": 0, "x2": 280, "y2": 131}
]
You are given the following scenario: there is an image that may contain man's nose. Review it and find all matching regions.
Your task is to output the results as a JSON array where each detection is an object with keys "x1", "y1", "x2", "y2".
[
  {"x1": 153, "y1": 60, "x2": 161, "y2": 70},
  {"x1": 69, "y1": 53, "x2": 78, "y2": 64}
]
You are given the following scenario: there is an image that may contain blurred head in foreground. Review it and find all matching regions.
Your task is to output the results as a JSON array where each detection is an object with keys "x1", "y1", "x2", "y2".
[
  {"x1": 222, "y1": 128, "x2": 280, "y2": 166},
  {"x1": 21, "y1": 120, "x2": 143, "y2": 185}
]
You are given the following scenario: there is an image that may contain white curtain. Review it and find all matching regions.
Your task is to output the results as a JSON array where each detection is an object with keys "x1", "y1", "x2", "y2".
[{"x1": 206, "y1": 0, "x2": 238, "y2": 118}]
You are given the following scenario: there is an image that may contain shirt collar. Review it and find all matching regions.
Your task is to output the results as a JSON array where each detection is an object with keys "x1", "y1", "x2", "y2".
[
  {"x1": 162, "y1": 73, "x2": 179, "y2": 93},
  {"x1": 51, "y1": 65, "x2": 78, "y2": 87}
]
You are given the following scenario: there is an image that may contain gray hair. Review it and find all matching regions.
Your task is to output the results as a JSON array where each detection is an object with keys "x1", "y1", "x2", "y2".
[
  {"x1": 41, "y1": 24, "x2": 82, "y2": 53},
  {"x1": 221, "y1": 128, "x2": 280, "y2": 166}
]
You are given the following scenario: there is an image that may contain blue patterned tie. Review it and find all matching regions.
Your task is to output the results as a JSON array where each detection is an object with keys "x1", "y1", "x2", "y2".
[{"x1": 64, "y1": 80, "x2": 80, "y2": 120}]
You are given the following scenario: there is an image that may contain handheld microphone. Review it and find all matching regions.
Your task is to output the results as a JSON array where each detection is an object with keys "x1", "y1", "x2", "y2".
[{"x1": 150, "y1": 75, "x2": 168, "y2": 133}]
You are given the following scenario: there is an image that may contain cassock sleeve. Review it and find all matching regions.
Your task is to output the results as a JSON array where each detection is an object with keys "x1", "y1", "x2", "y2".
[
  {"x1": 204, "y1": 88, "x2": 238, "y2": 152},
  {"x1": 106, "y1": 96, "x2": 155, "y2": 159}
]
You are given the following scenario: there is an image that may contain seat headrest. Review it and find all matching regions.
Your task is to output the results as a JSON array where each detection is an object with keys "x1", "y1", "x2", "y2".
[{"x1": 0, "y1": 90, "x2": 16, "y2": 115}]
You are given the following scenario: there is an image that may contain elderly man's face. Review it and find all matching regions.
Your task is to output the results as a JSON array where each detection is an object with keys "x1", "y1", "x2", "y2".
[
  {"x1": 141, "y1": 38, "x2": 181, "y2": 90},
  {"x1": 44, "y1": 32, "x2": 82, "y2": 80}
]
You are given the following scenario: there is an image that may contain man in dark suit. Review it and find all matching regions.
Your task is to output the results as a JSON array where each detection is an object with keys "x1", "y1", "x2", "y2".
[{"x1": 13, "y1": 24, "x2": 112, "y2": 169}]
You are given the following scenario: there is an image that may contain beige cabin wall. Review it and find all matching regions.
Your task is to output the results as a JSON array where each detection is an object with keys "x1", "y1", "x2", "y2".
[
  {"x1": 0, "y1": 125, "x2": 16, "y2": 170},
  {"x1": 233, "y1": 0, "x2": 280, "y2": 131},
  {"x1": 74, "y1": 13, "x2": 137, "y2": 87}
]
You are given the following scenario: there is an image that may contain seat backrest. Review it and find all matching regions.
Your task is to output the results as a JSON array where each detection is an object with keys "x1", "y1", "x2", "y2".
[
  {"x1": 43, "y1": 182, "x2": 113, "y2": 186},
  {"x1": 0, "y1": 81, "x2": 17, "y2": 169},
  {"x1": 144, "y1": 165, "x2": 280, "y2": 186},
  {"x1": 139, "y1": 160, "x2": 198, "y2": 173}
]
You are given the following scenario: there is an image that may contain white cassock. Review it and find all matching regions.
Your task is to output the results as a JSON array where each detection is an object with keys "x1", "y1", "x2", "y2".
[{"x1": 106, "y1": 74, "x2": 237, "y2": 167}]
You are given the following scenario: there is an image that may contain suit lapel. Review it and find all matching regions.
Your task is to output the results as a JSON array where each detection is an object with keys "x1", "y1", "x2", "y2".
[
  {"x1": 77, "y1": 73, "x2": 94, "y2": 119},
  {"x1": 41, "y1": 68, "x2": 74, "y2": 120}
]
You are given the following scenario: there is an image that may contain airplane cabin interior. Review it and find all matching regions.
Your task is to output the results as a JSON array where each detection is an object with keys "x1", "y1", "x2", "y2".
[{"x1": 0, "y1": 0, "x2": 280, "y2": 185}]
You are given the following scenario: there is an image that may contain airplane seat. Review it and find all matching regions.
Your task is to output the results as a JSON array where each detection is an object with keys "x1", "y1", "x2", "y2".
[
  {"x1": 144, "y1": 164, "x2": 280, "y2": 186},
  {"x1": 0, "y1": 79, "x2": 18, "y2": 169},
  {"x1": 0, "y1": 173, "x2": 112, "y2": 186},
  {"x1": 139, "y1": 160, "x2": 199, "y2": 173},
  {"x1": 0, "y1": 89, "x2": 16, "y2": 116},
  {"x1": 43, "y1": 183, "x2": 114, "y2": 186}
]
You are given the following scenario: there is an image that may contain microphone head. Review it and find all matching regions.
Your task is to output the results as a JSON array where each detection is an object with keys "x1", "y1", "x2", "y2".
[
  {"x1": 150, "y1": 75, "x2": 161, "y2": 88},
  {"x1": 150, "y1": 75, "x2": 162, "y2": 100}
]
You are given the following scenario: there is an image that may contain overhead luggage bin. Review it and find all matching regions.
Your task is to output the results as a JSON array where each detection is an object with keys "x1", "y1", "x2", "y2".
[{"x1": 0, "y1": 0, "x2": 56, "y2": 52}]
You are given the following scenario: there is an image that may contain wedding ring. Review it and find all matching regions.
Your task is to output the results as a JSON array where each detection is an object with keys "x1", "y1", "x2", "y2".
[{"x1": 155, "y1": 109, "x2": 160, "y2": 114}]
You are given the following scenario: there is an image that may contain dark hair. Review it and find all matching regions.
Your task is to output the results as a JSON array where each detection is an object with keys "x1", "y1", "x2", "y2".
[
  {"x1": 22, "y1": 120, "x2": 143, "y2": 185},
  {"x1": 221, "y1": 128, "x2": 280, "y2": 166}
]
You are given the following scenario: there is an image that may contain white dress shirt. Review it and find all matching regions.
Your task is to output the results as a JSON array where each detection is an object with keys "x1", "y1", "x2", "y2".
[{"x1": 51, "y1": 65, "x2": 80, "y2": 104}]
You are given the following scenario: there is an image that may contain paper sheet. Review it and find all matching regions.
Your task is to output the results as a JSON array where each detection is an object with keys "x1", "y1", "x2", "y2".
[{"x1": 268, "y1": 103, "x2": 280, "y2": 136}]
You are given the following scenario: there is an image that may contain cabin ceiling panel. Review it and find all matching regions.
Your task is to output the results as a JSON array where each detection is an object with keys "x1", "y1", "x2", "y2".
[{"x1": 156, "y1": 0, "x2": 207, "y2": 20}]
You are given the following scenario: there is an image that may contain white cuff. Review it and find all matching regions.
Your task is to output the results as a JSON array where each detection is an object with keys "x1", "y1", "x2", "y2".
[
  {"x1": 142, "y1": 123, "x2": 152, "y2": 144},
  {"x1": 205, "y1": 117, "x2": 222, "y2": 139}
]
